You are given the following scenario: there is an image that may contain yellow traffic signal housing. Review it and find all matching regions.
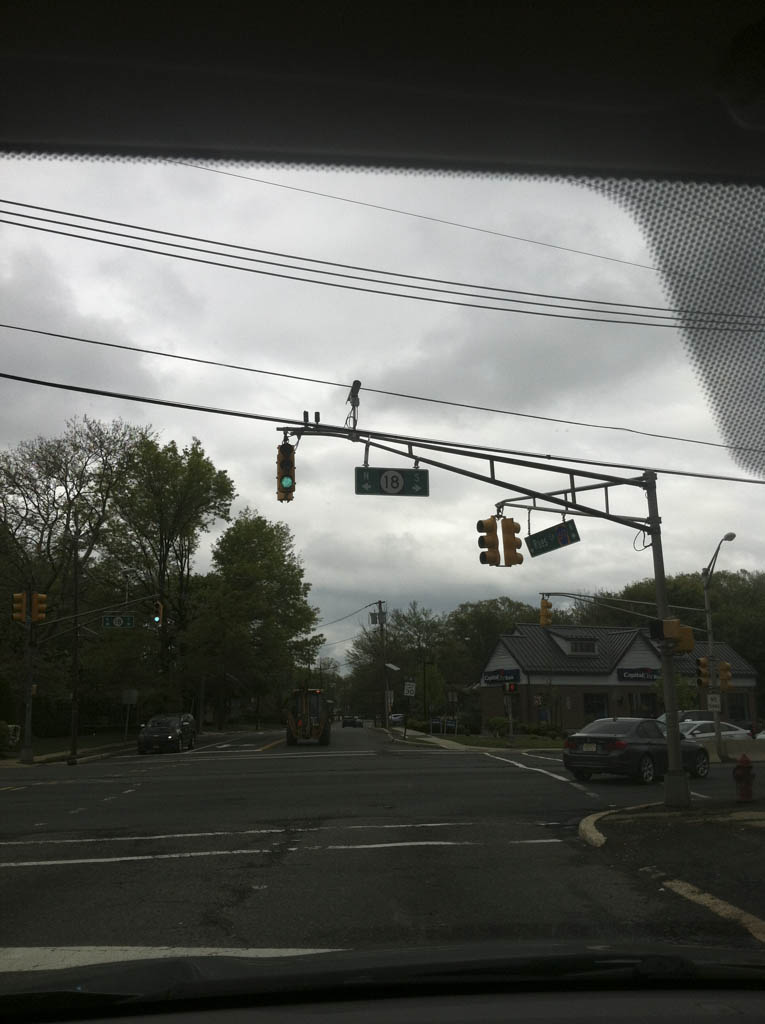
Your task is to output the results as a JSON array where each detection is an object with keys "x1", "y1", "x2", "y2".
[
  {"x1": 152, "y1": 601, "x2": 163, "y2": 626},
  {"x1": 476, "y1": 517, "x2": 500, "y2": 566},
  {"x1": 30, "y1": 592, "x2": 47, "y2": 622},
  {"x1": 718, "y1": 661, "x2": 732, "y2": 690},
  {"x1": 276, "y1": 443, "x2": 296, "y2": 502},
  {"x1": 501, "y1": 518, "x2": 524, "y2": 566},
  {"x1": 675, "y1": 624, "x2": 694, "y2": 652},
  {"x1": 696, "y1": 656, "x2": 710, "y2": 688},
  {"x1": 540, "y1": 598, "x2": 553, "y2": 627},
  {"x1": 12, "y1": 592, "x2": 26, "y2": 622}
]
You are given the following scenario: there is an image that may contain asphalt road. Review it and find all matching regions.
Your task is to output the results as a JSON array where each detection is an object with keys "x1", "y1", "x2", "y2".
[{"x1": 0, "y1": 725, "x2": 759, "y2": 970}]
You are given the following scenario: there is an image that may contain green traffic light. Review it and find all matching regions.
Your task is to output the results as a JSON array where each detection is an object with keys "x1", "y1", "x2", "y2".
[{"x1": 280, "y1": 475, "x2": 294, "y2": 489}]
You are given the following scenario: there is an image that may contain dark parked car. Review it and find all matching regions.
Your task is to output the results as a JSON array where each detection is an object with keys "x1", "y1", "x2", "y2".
[
  {"x1": 342, "y1": 714, "x2": 363, "y2": 728},
  {"x1": 137, "y1": 713, "x2": 196, "y2": 754},
  {"x1": 563, "y1": 717, "x2": 709, "y2": 784}
]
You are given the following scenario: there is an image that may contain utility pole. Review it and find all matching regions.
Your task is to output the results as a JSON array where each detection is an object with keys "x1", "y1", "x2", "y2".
[
  {"x1": 68, "y1": 541, "x2": 80, "y2": 766},
  {"x1": 377, "y1": 600, "x2": 388, "y2": 729},
  {"x1": 645, "y1": 473, "x2": 690, "y2": 808},
  {"x1": 19, "y1": 586, "x2": 34, "y2": 765}
]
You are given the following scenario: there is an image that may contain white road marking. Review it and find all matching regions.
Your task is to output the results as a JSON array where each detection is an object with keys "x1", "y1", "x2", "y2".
[
  {"x1": 520, "y1": 752, "x2": 564, "y2": 763},
  {"x1": 101, "y1": 796, "x2": 115, "y2": 802},
  {"x1": 508, "y1": 839, "x2": 562, "y2": 845},
  {"x1": 484, "y1": 752, "x2": 602, "y2": 799},
  {"x1": 68, "y1": 807, "x2": 86, "y2": 814},
  {"x1": 691, "y1": 790, "x2": 712, "y2": 800},
  {"x1": 663, "y1": 879, "x2": 765, "y2": 944},
  {"x1": 0, "y1": 822, "x2": 476, "y2": 849},
  {"x1": 122, "y1": 788, "x2": 135, "y2": 794},
  {"x1": 0, "y1": 946, "x2": 344, "y2": 972},
  {"x1": 0, "y1": 848, "x2": 275, "y2": 868},
  {"x1": 327, "y1": 841, "x2": 478, "y2": 850}
]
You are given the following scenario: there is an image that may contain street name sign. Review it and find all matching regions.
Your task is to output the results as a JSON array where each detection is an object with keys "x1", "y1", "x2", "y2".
[
  {"x1": 103, "y1": 614, "x2": 135, "y2": 628},
  {"x1": 525, "y1": 520, "x2": 580, "y2": 558},
  {"x1": 355, "y1": 467, "x2": 429, "y2": 496}
]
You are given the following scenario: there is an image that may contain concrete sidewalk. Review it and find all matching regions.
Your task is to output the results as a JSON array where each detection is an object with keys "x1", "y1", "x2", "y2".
[{"x1": 386, "y1": 726, "x2": 562, "y2": 755}]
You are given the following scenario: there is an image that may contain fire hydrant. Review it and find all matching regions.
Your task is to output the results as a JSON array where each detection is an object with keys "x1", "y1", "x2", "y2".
[{"x1": 733, "y1": 753, "x2": 754, "y2": 802}]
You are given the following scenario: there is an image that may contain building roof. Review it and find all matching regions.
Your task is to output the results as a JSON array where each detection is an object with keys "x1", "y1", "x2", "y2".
[
  {"x1": 490, "y1": 624, "x2": 757, "y2": 679},
  {"x1": 494, "y1": 624, "x2": 641, "y2": 675}
]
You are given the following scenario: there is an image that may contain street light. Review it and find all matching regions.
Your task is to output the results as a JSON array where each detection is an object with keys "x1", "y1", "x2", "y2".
[{"x1": 702, "y1": 532, "x2": 736, "y2": 761}]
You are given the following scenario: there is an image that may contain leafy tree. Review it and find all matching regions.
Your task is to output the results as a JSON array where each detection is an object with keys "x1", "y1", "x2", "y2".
[
  {"x1": 108, "y1": 436, "x2": 235, "y2": 679},
  {"x1": 186, "y1": 509, "x2": 322, "y2": 727}
]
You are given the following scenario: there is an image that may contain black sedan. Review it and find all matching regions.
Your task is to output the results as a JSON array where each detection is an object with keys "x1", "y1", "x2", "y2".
[
  {"x1": 342, "y1": 714, "x2": 363, "y2": 728},
  {"x1": 137, "y1": 714, "x2": 196, "y2": 754},
  {"x1": 562, "y1": 717, "x2": 709, "y2": 784}
]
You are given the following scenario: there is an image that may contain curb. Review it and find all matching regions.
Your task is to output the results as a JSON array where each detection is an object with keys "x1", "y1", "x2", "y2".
[{"x1": 578, "y1": 801, "x2": 663, "y2": 848}]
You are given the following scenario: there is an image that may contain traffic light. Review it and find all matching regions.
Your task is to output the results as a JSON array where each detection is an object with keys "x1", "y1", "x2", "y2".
[
  {"x1": 276, "y1": 443, "x2": 296, "y2": 502},
  {"x1": 30, "y1": 592, "x2": 47, "y2": 622},
  {"x1": 696, "y1": 656, "x2": 710, "y2": 688},
  {"x1": 540, "y1": 598, "x2": 553, "y2": 627},
  {"x1": 504, "y1": 681, "x2": 517, "y2": 694},
  {"x1": 476, "y1": 517, "x2": 500, "y2": 565},
  {"x1": 501, "y1": 518, "x2": 524, "y2": 566},
  {"x1": 718, "y1": 661, "x2": 732, "y2": 690},
  {"x1": 152, "y1": 601, "x2": 163, "y2": 626},
  {"x1": 12, "y1": 592, "x2": 26, "y2": 622}
]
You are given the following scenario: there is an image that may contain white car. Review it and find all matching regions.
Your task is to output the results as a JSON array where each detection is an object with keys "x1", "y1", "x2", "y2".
[
  {"x1": 389, "y1": 713, "x2": 405, "y2": 725},
  {"x1": 678, "y1": 720, "x2": 751, "y2": 741}
]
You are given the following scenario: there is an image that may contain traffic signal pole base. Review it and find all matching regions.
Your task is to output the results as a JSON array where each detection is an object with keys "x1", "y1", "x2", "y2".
[
  {"x1": 19, "y1": 748, "x2": 33, "y2": 765},
  {"x1": 663, "y1": 770, "x2": 691, "y2": 808}
]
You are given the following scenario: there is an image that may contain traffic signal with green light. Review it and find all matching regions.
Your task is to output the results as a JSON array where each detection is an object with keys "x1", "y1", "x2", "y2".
[
  {"x1": 501, "y1": 518, "x2": 524, "y2": 566},
  {"x1": 696, "y1": 656, "x2": 710, "y2": 688},
  {"x1": 718, "y1": 661, "x2": 732, "y2": 690},
  {"x1": 276, "y1": 443, "x2": 296, "y2": 502},
  {"x1": 12, "y1": 592, "x2": 26, "y2": 622},
  {"x1": 477, "y1": 517, "x2": 500, "y2": 565},
  {"x1": 152, "y1": 601, "x2": 163, "y2": 626},
  {"x1": 30, "y1": 592, "x2": 47, "y2": 622},
  {"x1": 540, "y1": 598, "x2": 553, "y2": 627}
]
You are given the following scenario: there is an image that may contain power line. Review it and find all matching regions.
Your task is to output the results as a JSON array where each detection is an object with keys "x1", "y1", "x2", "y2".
[
  {"x1": 318, "y1": 603, "x2": 377, "y2": 628},
  {"x1": 319, "y1": 633, "x2": 360, "y2": 648},
  {"x1": 1, "y1": 367, "x2": 764, "y2": 485},
  {"x1": 4, "y1": 321, "x2": 765, "y2": 456},
  {"x1": 6, "y1": 197, "x2": 765, "y2": 324},
  {"x1": 2, "y1": 204, "x2": 763, "y2": 331},
  {"x1": 170, "y1": 161, "x2": 662, "y2": 274}
]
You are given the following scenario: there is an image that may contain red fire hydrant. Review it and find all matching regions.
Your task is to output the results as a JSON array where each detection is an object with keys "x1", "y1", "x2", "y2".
[{"x1": 733, "y1": 753, "x2": 754, "y2": 802}]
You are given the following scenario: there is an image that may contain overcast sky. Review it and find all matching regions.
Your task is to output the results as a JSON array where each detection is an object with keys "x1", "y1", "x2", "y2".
[{"x1": 1, "y1": 156, "x2": 761, "y2": 671}]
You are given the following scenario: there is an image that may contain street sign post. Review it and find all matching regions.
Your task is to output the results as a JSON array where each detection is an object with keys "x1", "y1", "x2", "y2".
[
  {"x1": 102, "y1": 614, "x2": 135, "y2": 628},
  {"x1": 525, "y1": 520, "x2": 580, "y2": 558},
  {"x1": 355, "y1": 467, "x2": 430, "y2": 496}
]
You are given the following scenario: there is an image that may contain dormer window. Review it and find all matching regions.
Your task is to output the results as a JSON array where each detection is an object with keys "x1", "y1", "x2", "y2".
[{"x1": 569, "y1": 639, "x2": 597, "y2": 655}]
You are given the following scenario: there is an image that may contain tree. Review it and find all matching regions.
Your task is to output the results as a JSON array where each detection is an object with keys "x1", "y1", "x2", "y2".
[
  {"x1": 187, "y1": 509, "x2": 322, "y2": 727},
  {"x1": 0, "y1": 417, "x2": 145, "y2": 726},
  {"x1": 108, "y1": 436, "x2": 235, "y2": 683}
]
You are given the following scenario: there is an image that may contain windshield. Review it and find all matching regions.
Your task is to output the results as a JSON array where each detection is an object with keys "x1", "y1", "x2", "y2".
[{"x1": 2, "y1": 36, "x2": 765, "y2": 1000}]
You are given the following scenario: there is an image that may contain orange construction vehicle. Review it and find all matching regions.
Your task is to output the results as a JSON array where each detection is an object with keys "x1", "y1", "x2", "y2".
[{"x1": 285, "y1": 688, "x2": 333, "y2": 746}]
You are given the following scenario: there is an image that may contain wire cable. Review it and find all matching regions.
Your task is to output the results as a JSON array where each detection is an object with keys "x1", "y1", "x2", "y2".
[
  {"x1": 318, "y1": 603, "x2": 377, "y2": 628},
  {"x1": 4, "y1": 321, "x2": 765, "y2": 456},
  {"x1": 169, "y1": 161, "x2": 662, "y2": 274},
  {"x1": 1, "y1": 368, "x2": 764, "y2": 485},
  {"x1": 3, "y1": 203, "x2": 764, "y2": 330}
]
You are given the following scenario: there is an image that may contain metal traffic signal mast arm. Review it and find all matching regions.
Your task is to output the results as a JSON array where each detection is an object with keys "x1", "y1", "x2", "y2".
[{"x1": 286, "y1": 417, "x2": 689, "y2": 808}]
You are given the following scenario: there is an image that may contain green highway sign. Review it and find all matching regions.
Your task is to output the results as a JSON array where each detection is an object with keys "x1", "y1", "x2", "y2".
[
  {"x1": 102, "y1": 614, "x2": 135, "y2": 628},
  {"x1": 525, "y1": 520, "x2": 580, "y2": 558},
  {"x1": 355, "y1": 467, "x2": 430, "y2": 496}
]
